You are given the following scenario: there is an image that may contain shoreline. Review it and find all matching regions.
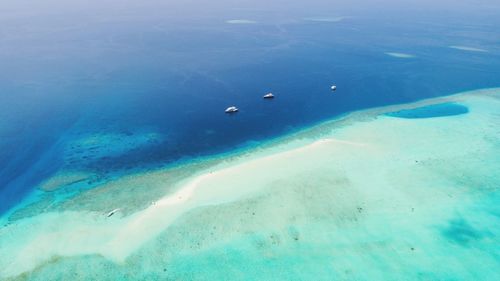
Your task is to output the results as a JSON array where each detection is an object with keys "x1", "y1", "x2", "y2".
[
  {"x1": 2, "y1": 87, "x2": 498, "y2": 225},
  {"x1": 3, "y1": 87, "x2": 498, "y2": 224}
]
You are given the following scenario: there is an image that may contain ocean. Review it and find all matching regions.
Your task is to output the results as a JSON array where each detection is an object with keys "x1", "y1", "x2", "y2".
[
  {"x1": 0, "y1": 1, "x2": 499, "y2": 280},
  {"x1": 2, "y1": 0, "x2": 499, "y2": 216}
]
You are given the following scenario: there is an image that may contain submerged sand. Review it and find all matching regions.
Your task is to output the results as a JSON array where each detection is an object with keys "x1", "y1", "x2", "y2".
[
  {"x1": 225, "y1": 19, "x2": 257, "y2": 24},
  {"x1": 1, "y1": 88, "x2": 499, "y2": 280},
  {"x1": 385, "y1": 52, "x2": 416, "y2": 58},
  {"x1": 449, "y1": 45, "x2": 489, "y2": 52}
]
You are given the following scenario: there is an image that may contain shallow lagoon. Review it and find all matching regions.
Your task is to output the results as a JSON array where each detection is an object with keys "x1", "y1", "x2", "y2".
[{"x1": 1, "y1": 88, "x2": 499, "y2": 280}]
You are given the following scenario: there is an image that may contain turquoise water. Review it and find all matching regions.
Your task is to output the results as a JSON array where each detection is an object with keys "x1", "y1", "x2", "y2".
[
  {"x1": 385, "y1": 103, "x2": 469, "y2": 118},
  {"x1": 0, "y1": 89, "x2": 499, "y2": 280}
]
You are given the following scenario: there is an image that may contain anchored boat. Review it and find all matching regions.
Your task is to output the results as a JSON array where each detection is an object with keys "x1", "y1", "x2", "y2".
[
  {"x1": 106, "y1": 208, "x2": 120, "y2": 217},
  {"x1": 225, "y1": 106, "x2": 239, "y2": 113},
  {"x1": 263, "y1": 93, "x2": 275, "y2": 99}
]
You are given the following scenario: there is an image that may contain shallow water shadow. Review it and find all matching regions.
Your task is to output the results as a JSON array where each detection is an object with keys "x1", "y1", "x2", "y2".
[{"x1": 441, "y1": 218, "x2": 483, "y2": 246}]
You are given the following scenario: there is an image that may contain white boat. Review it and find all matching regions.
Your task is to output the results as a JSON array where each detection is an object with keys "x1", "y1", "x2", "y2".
[
  {"x1": 263, "y1": 93, "x2": 275, "y2": 99},
  {"x1": 225, "y1": 106, "x2": 239, "y2": 113},
  {"x1": 331, "y1": 85, "x2": 337, "y2": 91}
]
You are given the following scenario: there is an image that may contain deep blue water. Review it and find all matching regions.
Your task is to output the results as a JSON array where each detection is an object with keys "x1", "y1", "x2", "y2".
[
  {"x1": 385, "y1": 103, "x2": 469, "y2": 118},
  {"x1": 1, "y1": 0, "x2": 500, "y2": 215}
]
